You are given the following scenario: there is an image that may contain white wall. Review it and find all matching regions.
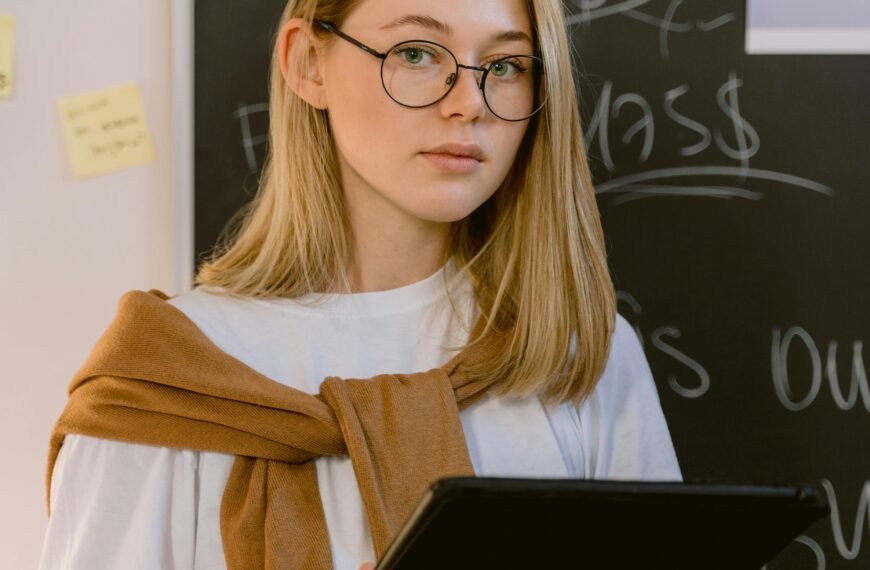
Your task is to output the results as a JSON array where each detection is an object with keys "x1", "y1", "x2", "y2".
[{"x1": 0, "y1": 1, "x2": 179, "y2": 567}]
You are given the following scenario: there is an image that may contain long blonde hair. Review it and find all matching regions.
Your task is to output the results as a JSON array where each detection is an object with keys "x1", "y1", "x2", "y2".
[{"x1": 195, "y1": 0, "x2": 616, "y2": 409}]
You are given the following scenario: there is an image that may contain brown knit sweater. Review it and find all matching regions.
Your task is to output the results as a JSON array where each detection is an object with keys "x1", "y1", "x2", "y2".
[{"x1": 47, "y1": 289, "x2": 505, "y2": 569}]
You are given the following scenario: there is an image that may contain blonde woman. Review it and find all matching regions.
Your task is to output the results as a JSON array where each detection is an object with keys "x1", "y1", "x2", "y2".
[{"x1": 40, "y1": 0, "x2": 682, "y2": 568}]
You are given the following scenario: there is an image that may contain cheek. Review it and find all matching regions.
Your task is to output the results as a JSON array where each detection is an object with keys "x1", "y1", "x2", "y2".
[
  {"x1": 327, "y1": 63, "x2": 397, "y2": 159},
  {"x1": 491, "y1": 122, "x2": 529, "y2": 178},
  {"x1": 332, "y1": 117, "x2": 401, "y2": 200}
]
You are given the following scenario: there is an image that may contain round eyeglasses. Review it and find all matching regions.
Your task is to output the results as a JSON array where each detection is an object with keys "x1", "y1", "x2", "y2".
[{"x1": 314, "y1": 20, "x2": 546, "y2": 122}]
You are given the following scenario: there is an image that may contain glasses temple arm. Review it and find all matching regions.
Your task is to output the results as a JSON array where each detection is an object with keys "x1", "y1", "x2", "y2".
[{"x1": 313, "y1": 19, "x2": 388, "y2": 60}]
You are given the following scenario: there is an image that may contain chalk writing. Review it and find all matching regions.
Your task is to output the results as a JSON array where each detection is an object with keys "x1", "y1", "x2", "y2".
[
  {"x1": 757, "y1": 477, "x2": 870, "y2": 568},
  {"x1": 664, "y1": 84, "x2": 709, "y2": 157},
  {"x1": 585, "y1": 74, "x2": 833, "y2": 203},
  {"x1": 565, "y1": 0, "x2": 654, "y2": 26},
  {"x1": 233, "y1": 102, "x2": 270, "y2": 172},
  {"x1": 822, "y1": 478, "x2": 870, "y2": 560},
  {"x1": 771, "y1": 327, "x2": 869, "y2": 412},
  {"x1": 650, "y1": 326, "x2": 710, "y2": 397},
  {"x1": 566, "y1": 0, "x2": 737, "y2": 60},
  {"x1": 715, "y1": 73, "x2": 760, "y2": 174},
  {"x1": 596, "y1": 166, "x2": 831, "y2": 205},
  {"x1": 618, "y1": 291, "x2": 710, "y2": 397},
  {"x1": 585, "y1": 74, "x2": 764, "y2": 169},
  {"x1": 762, "y1": 534, "x2": 826, "y2": 569},
  {"x1": 657, "y1": 0, "x2": 684, "y2": 60}
]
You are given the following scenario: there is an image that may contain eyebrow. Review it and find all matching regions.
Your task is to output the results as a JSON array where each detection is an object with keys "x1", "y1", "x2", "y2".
[{"x1": 379, "y1": 14, "x2": 533, "y2": 45}]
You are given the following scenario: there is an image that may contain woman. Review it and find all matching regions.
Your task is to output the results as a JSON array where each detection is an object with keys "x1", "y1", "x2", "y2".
[{"x1": 40, "y1": 0, "x2": 682, "y2": 568}]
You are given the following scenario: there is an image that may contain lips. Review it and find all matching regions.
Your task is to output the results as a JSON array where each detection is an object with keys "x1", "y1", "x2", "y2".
[{"x1": 421, "y1": 142, "x2": 485, "y2": 162}]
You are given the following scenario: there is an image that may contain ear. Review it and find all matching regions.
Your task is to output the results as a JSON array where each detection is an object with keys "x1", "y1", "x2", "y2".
[{"x1": 278, "y1": 18, "x2": 328, "y2": 110}]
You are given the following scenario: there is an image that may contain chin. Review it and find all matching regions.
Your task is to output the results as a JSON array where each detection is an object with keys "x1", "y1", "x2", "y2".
[
  {"x1": 411, "y1": 198, "x2": 487, "y2": 224},
  {"x1": 424, "y1": 211, "x2": 474, "y2": 224},
  {"x1": 411, "y1": 186, "x2": 494, "y2": 223}
]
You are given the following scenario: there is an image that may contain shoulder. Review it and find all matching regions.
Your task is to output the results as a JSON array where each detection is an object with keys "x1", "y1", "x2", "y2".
[
  {"x1": 607, "y1": 314, "x2": 648, "y2": 378},
  {"x1": 590, "y1": 314, "x2": 660, "y2": 409},
  {"x1": 161, "y1": 286, "x2": 281, "y2": 362},
  {"x1": 165, "y1": 285, "x2": 242, "y2": 320},
  {"x1": 164, "y1": 285, "x2": 264, "y2": 337},
  {"x1": 579, "y1": 314, "x2": 683, "y2": 480}
]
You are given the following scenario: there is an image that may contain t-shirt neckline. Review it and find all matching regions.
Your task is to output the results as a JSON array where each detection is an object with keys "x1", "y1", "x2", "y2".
[{"x1": 245, "y1": 257, "x2": 465, "y2": 318}]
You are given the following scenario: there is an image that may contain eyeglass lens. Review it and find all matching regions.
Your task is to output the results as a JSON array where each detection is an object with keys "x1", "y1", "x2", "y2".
[{"x1": 381, "y1": 41, "x2": 544, "y2": 121}]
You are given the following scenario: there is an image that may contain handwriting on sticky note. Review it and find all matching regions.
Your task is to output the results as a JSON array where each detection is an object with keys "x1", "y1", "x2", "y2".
[
  {"x1": 0, "y1": 16, "x2": 14, "y2": 98},
  {"x1": 57, "y1": 83, "x2": 155, "y2": 178}
]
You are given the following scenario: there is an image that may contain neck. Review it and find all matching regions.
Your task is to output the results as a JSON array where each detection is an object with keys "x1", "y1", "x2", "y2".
[
  {"x1": 342, "y1": 182, "x2": 451, "y2": 292},
  {"x1": 345, "y1": 217, "x2": 450, "y2": 293},
  {"x1": 338, "y1": 152, "x2": 454, "y2": 293}
]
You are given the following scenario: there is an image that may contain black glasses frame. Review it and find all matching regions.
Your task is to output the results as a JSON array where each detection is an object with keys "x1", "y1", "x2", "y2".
[{"x1": 313, "y1": 19, "x2": 545, "y2": 122}]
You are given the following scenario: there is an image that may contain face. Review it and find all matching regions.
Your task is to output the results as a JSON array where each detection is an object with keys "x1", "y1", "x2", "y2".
[{"x1": 319, "y1": 0, "x2": 534, "y2": 227}]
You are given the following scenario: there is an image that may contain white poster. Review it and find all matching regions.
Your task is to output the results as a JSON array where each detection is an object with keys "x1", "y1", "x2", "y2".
[{"x1": 747, "y1": 0, "x2": 870, "y2": 54}]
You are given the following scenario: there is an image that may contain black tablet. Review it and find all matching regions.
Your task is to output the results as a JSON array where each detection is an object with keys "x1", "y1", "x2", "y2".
[{"x1": 375, "y1": 477, "x2": 830, "y2": 569}]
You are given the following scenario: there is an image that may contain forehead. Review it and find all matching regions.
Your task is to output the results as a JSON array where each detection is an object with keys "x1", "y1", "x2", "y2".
[{"x1": 344, "y1": 0, "x2": 533, "y2": 39}]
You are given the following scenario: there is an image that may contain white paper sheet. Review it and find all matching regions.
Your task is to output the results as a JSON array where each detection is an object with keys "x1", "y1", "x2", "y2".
[{"x1": 747, "y1": 0, "x2": 870, "y2": 54}]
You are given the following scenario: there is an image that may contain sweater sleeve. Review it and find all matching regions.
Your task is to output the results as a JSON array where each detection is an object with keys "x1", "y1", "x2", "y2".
[
  {"x1": 579, "y1": 315, "x2": 684, "y2": 482},
  {"x1": 38, "y1": 434, "x2": 201, "y2": 570}
]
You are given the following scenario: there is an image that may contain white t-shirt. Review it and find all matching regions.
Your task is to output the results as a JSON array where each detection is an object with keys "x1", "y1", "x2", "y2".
[{"x1": 39, "y1": 259, "x2": 682, "y2": 569}]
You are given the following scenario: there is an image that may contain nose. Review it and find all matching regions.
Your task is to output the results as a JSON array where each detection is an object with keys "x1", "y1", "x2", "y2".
[{"x1": 439, "y1": 65, "x2": 488, "y2": 122}]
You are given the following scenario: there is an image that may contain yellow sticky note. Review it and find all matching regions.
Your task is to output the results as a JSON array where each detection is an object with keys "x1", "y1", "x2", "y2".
[
  {"x1": 57, "y1": 83, "x2": 155, "y2": 178},
  {"x1": 0, "y1": 16, "x2": 14, "y2": 98}
]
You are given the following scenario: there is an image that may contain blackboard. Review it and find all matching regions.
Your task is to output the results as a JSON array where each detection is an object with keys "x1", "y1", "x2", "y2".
[
  {"x1": 194, "y1": 2, "x2": 870, "y2": 567},
  {"x1": 571, "y1": 1, "x2": 869, "y2": 568},
  {"x1": 194, "y1": 0, "x2": 286, "y2": 261}
]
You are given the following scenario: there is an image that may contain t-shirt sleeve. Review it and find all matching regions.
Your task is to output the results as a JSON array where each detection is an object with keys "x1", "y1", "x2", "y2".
[
  {"x1": 38, "y1": 434, "x2": 200, "y2": 569},
  {"x1": 580, "y1": 315, "x2": 683, "y2": 482}
]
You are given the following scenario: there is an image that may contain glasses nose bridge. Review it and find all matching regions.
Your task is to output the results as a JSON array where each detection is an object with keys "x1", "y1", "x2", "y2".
[{"x1": 448, "y1": 62, "x2": 487, "y2": 93}]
